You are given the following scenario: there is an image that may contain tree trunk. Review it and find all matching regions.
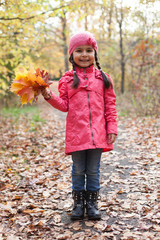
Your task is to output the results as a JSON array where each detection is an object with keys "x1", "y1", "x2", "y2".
[
  {"x1": 108, "y1": 8, "x2": 112, "y2": 39},
  {"x1": 61, "y1": 12, "x2": 69, "y2": 72},
  {"x1": 108, "y1": 1, "x2": 114, "y2": 39},
  {"x1": 116, "y1": 3, "x2": 125, "y2": 94},
  {"x1": 84, "y1": 0, "x2": 88, "y2": 31},
  {"x1": 119, "y1": 21, "x2": 125, "y2": 93},
  {"x1": 85, "y1": 15, "x2": 88, "y2": 31}
]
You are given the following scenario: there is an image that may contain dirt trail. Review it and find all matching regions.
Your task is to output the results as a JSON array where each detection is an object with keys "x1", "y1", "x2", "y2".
[
  {"x1": 0, "y1": 82, "x2": 159, "y2": 240},
  {"x1": 36, "y1": 82, "x2": 160, "y2": 239}
]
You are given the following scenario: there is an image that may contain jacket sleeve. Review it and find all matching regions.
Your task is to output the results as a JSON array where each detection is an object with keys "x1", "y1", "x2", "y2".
[
  {"x1": 45, "y1": 76, "x2": 69, "y2": 112},
  {"x1": 104, "y1": 74, "x2": 117, "y2": 135}
]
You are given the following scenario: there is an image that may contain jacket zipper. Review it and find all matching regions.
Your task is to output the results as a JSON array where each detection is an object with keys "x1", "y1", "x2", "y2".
[
  {"x1": 84, "y1": 68, "x2": 95, "y2": 145},
  {"x1": 87, "y1": 90, "x2": 95, "y2": 145}
]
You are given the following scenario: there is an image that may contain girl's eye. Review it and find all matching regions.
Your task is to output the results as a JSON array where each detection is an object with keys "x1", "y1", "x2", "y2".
[{"x1": 75, "y1": 49, "x2": 93, "y2": 53}]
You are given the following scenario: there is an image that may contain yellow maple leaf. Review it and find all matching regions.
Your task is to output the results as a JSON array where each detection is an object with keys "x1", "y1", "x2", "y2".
[
  {"x1": 20, "y1": 94, "x2": 30, "y2": 105},
  {"x1": 10, "y1": 83, "x2": 25, "y2": 93},
  {"x1": 15, "y1": 68, "x2": 28, "y2": 80}
]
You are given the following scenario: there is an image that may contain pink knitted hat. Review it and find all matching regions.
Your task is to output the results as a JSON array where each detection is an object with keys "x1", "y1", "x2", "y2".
[{"x1": 69, "y1": 31, "x2": 98, "y2": 55}]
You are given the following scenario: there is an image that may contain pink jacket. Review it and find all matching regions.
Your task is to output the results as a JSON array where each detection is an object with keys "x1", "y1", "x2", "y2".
[{"x1": 46, "y1": 65, "x2": 117, "y2": 154}]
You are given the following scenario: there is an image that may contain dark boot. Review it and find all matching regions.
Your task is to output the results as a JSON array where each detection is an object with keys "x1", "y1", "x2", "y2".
[
  {"x1": 86, "y1": 191, "x2": 101, "y2": 220},
  {"x1": 71, "y1": 190, "x2": 85, "y2": 220}
]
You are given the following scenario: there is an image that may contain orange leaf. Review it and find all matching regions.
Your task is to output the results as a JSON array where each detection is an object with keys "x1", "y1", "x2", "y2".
[
  {"x1": 18, "y1": 87, "x2": 34, "y2": 102},
  {"x1": 130, "y1": 170, "x2": 138, "y2": 176},
  {"x1": 10, "y1": 83, "x2": 26, "y2": 93},
  {"x1": 10, "y1": 67, "x2": 51, "y2": 104}
]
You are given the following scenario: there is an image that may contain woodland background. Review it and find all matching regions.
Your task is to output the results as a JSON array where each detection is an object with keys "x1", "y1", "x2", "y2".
[
  {"x1": 0, "y1": 0, "x2": 160, "y2": 116},
  {"x1": 0, "y1": 1, "x2": 160, "y2": 239}
]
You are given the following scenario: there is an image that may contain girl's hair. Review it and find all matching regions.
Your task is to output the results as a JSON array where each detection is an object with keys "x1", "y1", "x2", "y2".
[
  {"x1": 69, "y1": 51, "x2": 113, "y2": 89},
  {"x1": 95, "y1": 51, "x2": 113, "y2": 89},
  {"x1": 69, "y1": 54, "x2": 80, "y2": 89}
]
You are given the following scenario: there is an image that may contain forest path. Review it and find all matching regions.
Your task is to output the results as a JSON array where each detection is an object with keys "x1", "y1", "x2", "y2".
[
  {"x1": 36, "y1": 82, "x2": 160, "y2": 239},
  {"x1": 0, "y1": 82, "x2": 159, "y2": 240}
]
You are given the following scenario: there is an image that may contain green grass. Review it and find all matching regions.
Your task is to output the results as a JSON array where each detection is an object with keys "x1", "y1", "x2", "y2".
[
  {"x1": 2, "y1": 105, "x2": 46, "y2": 124},
  {"x1": 119, "y1": 109, "x2": 130, "y2": 117},
  {"x1": 2, "y1": 105, "x2": 38, "y2": 117},
  {"x1": 32, "y1": 113, "x2": 46, "y2": 123}
]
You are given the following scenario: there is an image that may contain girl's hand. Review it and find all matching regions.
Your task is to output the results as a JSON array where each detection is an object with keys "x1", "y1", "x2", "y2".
[
  {"x1": 108, "y1": 133, "x2": 117, "y2": 144},
  {"x1": 41, "y1": 88, "x2": 51, "y2": 100}
]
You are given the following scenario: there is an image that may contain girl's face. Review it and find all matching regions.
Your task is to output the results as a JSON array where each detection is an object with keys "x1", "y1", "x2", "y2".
[{"x1": 73, "y1": 45, "x2": 95, "y2": 68}]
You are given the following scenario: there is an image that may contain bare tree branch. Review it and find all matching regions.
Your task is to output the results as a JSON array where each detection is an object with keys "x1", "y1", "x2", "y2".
[{"x1": 0, "y1": 4, "x2": 69, "y2": 21}]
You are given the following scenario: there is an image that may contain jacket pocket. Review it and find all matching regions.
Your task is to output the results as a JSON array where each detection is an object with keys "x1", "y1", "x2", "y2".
[
  {"x1": 66, "y1": 78, "x2": 77, "y2": 99},
  {"x1": 90, "y1": 76, "x2": 104, "y2": 96},
  {"x1": 68, "y1": 88, "x2": 81, "y2": 99}
]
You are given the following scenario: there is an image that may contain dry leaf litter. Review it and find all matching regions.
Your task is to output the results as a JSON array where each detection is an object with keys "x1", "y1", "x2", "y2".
[{"x1": 0, "y1": 83, "x2": 160, "y2": 240}]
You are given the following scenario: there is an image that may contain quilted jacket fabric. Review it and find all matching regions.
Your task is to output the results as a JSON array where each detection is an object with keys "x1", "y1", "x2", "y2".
[{"x1": 46, "y1": 64, "x2": 117, "y2": 154}]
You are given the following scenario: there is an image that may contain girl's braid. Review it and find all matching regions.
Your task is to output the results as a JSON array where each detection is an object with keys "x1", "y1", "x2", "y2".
[
  {"x1": 69, "y1": 54, "x2": 80, "y2": 88},
  {"x1": 95, "y1": 51, "x2": 113, "y2": 89}
]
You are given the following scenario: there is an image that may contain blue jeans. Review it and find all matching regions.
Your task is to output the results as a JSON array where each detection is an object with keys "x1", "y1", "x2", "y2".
[{"x1": 71, "y1": 149, "x2": 102, "y2": 191}]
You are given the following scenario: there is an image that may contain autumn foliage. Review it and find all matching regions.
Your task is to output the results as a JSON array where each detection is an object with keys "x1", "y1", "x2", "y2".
[{"x1": 10, "y1": 68, "x2": 51, "y2": 105}]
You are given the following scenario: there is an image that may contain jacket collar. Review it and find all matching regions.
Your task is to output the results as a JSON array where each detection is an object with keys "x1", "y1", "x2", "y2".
[{"x1": 75, "y1": 64, "x2": 94, "y2": 74}]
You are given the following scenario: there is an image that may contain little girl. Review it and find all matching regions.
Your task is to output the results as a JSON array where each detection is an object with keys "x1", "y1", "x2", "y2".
[{"x1": 41, "y1": 32, "x2": 117, "y2": 220}]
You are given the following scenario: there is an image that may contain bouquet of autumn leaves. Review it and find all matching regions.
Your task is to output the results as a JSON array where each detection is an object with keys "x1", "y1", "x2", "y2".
[{"x1": 10, "y1": 68, "x2": 52, "y2": 105}]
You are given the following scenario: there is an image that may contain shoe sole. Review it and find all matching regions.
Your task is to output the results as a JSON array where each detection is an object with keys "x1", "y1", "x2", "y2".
[
  {"x1": 88, "y1": 216, "x2": 101, "y2": 220},
  {"x1": 71, "y1": 217, "x2": 84, "y2": 220}
]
